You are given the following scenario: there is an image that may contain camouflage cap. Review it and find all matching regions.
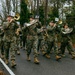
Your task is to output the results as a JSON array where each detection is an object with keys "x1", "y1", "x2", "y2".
[
  {"x1": 7, "y1": 15, "x2": 13, "y2": 18},
  {"x1": 29, "y1": 15, "x2": 34, "y2": 19},
  {"x1": 50, "y1": 20, "x2": 55, "y2": 23}
]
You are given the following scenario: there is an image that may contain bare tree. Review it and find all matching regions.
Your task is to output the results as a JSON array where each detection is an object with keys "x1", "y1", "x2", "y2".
[{"x1": 44, "y1": 0, "x2": 48, "y2": 25}]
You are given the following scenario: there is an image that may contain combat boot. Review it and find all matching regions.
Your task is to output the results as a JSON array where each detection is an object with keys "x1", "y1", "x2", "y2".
[
  {"x1": 56, "y1": 55, "x2": 61, "y2": 61},
  {"x1": 42, "y1": 51, "x2": 46, "y2": 55},
  {"x1": 61, "y1": 54, "x2": 66, "y2": 57},
  {"x1": 27, "y1": 55, "x2": 31, "y2": 61},
  {"x1": 34, "y1": 57, "x2": 40, "y2": 64},
  {"x1": 1, "y1": 54, "x2": 4, "y2": 59},
  {"x1": 71, "y1": 52, "x2": 75, "y2": 55},
  {"x1": 11, "y1": 60, "x2": 16, "y2": 67},
  {"x1": 5, "y1": 59, "x2": 9, "y2": 65},
  {"x1": 0, "y1": 71, "x2": 4, "y2": 75},
  {"x1": 71, "y1": 54, "x2": 75, "y2": 59},
  {"x1": 45, "y1": 54, "x2": 50, "y2": 59},
  {"x1": 17, "y1": 51, "x2": 20, "y2": 55}
]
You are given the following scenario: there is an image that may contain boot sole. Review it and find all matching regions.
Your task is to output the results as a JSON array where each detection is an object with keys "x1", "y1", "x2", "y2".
[
  {"x1": 34, "y1": 62, "x2": 40, "y2": 64},
  {"x1": 11, "y1": 64, "x2": 16, "y2": 68},
  {"x1": 56, "y1": 58, "x2": 61, "y2": 61}
]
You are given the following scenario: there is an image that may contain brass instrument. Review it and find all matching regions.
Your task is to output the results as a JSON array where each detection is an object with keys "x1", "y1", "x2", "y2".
[
  {"x1": 7, "y1": 13, "x2": 20, "y2": 26},
  {"x1": 58, "y1": 20, "x2": 62, "y2": 24},
  {"x1": 13, "y1": 13, "x2": 20, "y2": 35},
  {"x1": 61, "y1": 28, "x2": 73, "y2": 34},
  {"x1": 25, "y1": 19, "x2": 38, "y2": 27},
  {"x1": 14, "y1": 13, "x2": 20, "y2": 20}
]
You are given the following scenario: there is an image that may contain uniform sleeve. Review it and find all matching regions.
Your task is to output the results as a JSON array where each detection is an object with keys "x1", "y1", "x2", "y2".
[
  {"x1": 37, "y1": 28, "x2": 41, "y2": 34},
  {"x1": 3, "y1": 22, "x2": 9, "y2": 30},
  {"x1": 14, "y1": 21, "x2": 19, "y2": 29},
  {"x1": 36, "y1": 21, "x2": 42, "y2": 28},
  {"x1": 0, "y1": 29, "x2": 4, "y2": 36},
  {"x1": 46, "y1": 25, "x2": 50, "y2": 30}
]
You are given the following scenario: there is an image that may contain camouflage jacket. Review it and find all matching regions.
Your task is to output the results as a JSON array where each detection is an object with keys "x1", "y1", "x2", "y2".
[
  {"x1": 46, "y1": 25, "x2": 57, "y2": 42},
  {"x1": 3, "y1": 21, "x2": 19, "y2": 42},
  {"x1": 22, "y1": 20, "x2": 41, "y2": 36},
  {"x1": 61, "y1": 28, "x2": 73, "y2": 42}
]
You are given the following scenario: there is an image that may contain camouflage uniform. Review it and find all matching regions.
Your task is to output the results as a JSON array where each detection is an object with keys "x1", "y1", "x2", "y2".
[
  {"x1": 23, "y1": 19, "x2": 41, "y2": 63},
  {"x1": 39, "y1": 27, "x2": 48, "y2": 55},
  {"x1": 19, "y1": 28, "x2": 23, "y2": 48},
  {"x1": 60, "y1": 26, "x2": 75, "y2": 58},
  {"x1": 36, "y1": 22, "x2": 42, "y2": 54},
  {"x1": 56, "y1": 23, "x2": 63, "y2": 42},
  {"x1": 15, "y1": 34, "x2": 20, "y2": 55},
  {"x1": 0, "y1": 26, "x2": 4, "y2": 59},
  {"x1": 15, "y1": 25, "x2": 22, "y2": 55},
  {"x1": 22, "y1": 24, "x2": 27, "y2": 50},
  {"x1": 3, "y1": 20, "x2": 19, "y2": 66},
  {"x1": 44, "y1": 23, "x2": 61, "y2": 60}
]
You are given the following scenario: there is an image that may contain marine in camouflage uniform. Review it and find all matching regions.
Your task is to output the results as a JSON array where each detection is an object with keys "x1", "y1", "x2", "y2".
[
  {"x1": 36, "y1": 22, "x2": 42, "y2": 54},
  {"x1": 3, "y1": 16, "x2": 19, "y2": 67},
  {"x1": 19, "y1": 27, "x2": 23, "y2": 49},
  {"x1": 15, "y1": 27, "x2": 21, "y2": 55},
  {"x1": 22, "y1": 23, "x2": 27, "y2": 50},
  {"x1": 15, "y1": 32, "x2": 20, "y2": 55},
  {"x1": 56, "y1": 21, "x2": 63, "y2": 54},
  {"x1": 23, "y1": 17, "x2": 41, "y2": 64},
  {"x1": 39, "y1": 26, "x2": 48, "y2": 55},
  {"x1": 43, "y1": 21, "x2": 61, "y2": 60},
  {"x1": 60, "y1": 23, "x2": 75, "y2": 58},
  {"x1": 0, "y1": 25, "x2": 4, "y2": 59}
]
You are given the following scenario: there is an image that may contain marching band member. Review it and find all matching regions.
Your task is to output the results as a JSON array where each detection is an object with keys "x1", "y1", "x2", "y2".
[
  {"x1": 60, "y1": 23, "x2": 75, "y2": 58},
  {"x1": 3, "y1": 15, "x2": 19, "y2": 67},
  {"x1": 43, "y1": 21, "x2": 61, "y2": 60},
  {"x1": 22, "y1": 16, "x2": 41, "y2": 64}
]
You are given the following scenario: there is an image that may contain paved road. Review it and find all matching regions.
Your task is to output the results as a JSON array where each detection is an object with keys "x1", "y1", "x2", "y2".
[
  {"x1": 0, "y1": 62, "x2": 10, "y2": 75},
  {"x1": 0, "y1": 49, "x2": 75, "y2": 75}
]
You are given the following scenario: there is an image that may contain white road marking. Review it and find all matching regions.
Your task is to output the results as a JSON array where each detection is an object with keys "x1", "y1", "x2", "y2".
[{"x1": 0, "y1": 58, "x2": 15, "y2": 75}]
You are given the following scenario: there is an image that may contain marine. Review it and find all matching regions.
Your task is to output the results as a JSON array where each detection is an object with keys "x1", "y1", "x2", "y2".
[{"x1": 3, "y1": 15, "x2": 19, "y2": 67}]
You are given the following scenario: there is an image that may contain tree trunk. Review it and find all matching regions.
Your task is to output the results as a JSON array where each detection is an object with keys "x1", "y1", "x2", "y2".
[
  {"x1": 44, "y1": 0, "x2": 48, "y2": 26},
  {"x1": 37, "y1": 0, "x2": 39, "y2": 16},
  {"x1": 6, "y1": 0, "x2": 10, "y2": 14}
]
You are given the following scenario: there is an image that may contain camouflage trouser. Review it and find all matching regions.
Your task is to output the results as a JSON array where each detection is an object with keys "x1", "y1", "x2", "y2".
[
  {"x1": 40, "y1": 39, "x2": 48, "y2": 52},
  {"x1": 60, "y1": 41, "x2": 74, "y2": 54},
  {"x1": 4, "y1": 37, "x2": 16, "y2": 60},
  {"x1": 46, "y1": 40, "x2": 59, "y2": 55},
  {"x1": 19, "y1": 35, "x2": 23, "y2": 48},
  {"x1": 0, "y1": 39, "x2": 4, "y2": 55},
  {"x1": 22, "y1": 36, "x2": 27, "y2": 49},
  {"x1": 26, "y1": 35, "x2": 38, "y2": 57},
  {"x1": 37, "y1": 38, "x2": 42, "y2": 52},
  {"x1": 40, "y1": 37, "x2": 59, "y2": 55},
  {"x1": 15, "y1": 36, "x2": 20, "y2": 52}
]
